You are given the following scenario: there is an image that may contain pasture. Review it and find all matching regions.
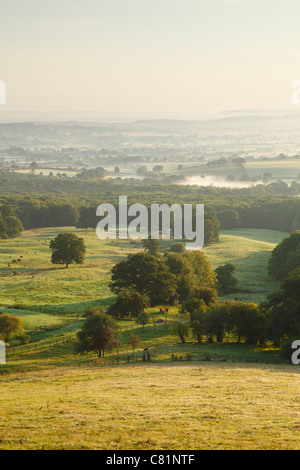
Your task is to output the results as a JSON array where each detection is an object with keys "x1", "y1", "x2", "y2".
[
  {"x1": 0, "y1": 227, "x2": 138, "y2": 313},
  {"x1": 0, "y1": 226, "x2": 289, "y2": 364},
  {"x1": 0, "y1": 226, "x2": 288, "y2": 312},
  {"x1": 0, "y1": 363, "x2": 299, "y2": 450},
  {"x1": 168, "y1": 158, "x2": 300, "y2": 186},
  {"x1": 204, "y1": 228, "x2": 289, "y2": 303}
]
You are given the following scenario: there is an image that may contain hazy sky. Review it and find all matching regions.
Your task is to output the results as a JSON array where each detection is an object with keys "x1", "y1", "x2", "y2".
[{"x1": 1, "y1": 0, "x2": 300, "y2": 119}]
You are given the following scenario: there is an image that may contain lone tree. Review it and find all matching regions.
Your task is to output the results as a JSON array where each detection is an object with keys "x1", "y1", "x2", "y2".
[
  {"x1": 128, "y1": 333, "x2": 141, "y2": 355},
  {"x1": 49, "y1": 232, "x2": 86, "y2": 268},
  {"x1": 0, "y1": 314, "x2": 24, "y2": 343},
  {"x1": 75, "y1": 311, "x2": 118, "y2": 358}
]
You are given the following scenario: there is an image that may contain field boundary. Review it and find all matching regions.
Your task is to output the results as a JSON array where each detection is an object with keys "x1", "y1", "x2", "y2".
[{"x1": 6, "y1": 333, "x2": 77, "y2": 356}]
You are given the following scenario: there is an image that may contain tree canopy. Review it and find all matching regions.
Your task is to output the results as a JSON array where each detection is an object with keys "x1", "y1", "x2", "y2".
[
  {"x1": 109, "y1": 249, "x2": 215, "y2": 306},
  {"x1": 268, "y1": 231, "x2": 300, "y2": 281},
  {"x1": 263, "y1": 268, "x2": 300, "y2": 342},
  {"x1": 109, "y1": 252, "x2": 177, "y2": 305},
  {"x1": 0, "y1": 314, "x2": 24, "y2": 343},
  {"x1": 49, "y1": 232, "x2": 86, "y2": 268},
  {"x1": 215, "y1": 263, "x2": 238, "y2": 294},
  {"x1": 0, "y1": 205, "x2": 23, "y2": 239},
  {"x1": 75, "y1": 310, "x2": 118, "y2": 358},
  {"x1": 107, "y1": 287, "x2": 149, "y2": 319}
]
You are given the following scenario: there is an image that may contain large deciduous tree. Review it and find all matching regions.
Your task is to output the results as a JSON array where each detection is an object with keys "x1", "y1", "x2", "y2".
[
  {"x1": 107, "y1": 287, "x2": 149, "y2": 319},
  {"x1": 75, "y1": 311, "x2": 118, "y2": 358},
  {"x1": 164, "y1": 252, "x2": 197, "y2": 302},
  {"x1": 264, "y1": 268, "x2": 300, "y2": 343},
  {"x1": 182, "y1": 251, "x2": 216, "y2": 288},
  {"x1": 268, "y1": 231, "x2": 300, "y2": 281},
  {"x1": 215, "y1": 263, "x2": 238, "y2": 294},
  {"x1": 0, "y1": 314, "x2": 24, "y2": 343},
  {"x1": 49, "y1": 232, "x2": 86, "y2": 268},
  {"x1": 109, "y1": 252, "x2": 177, "y2": 305},
  {"x1": 226, "y1": 300, "x2": 265, "y2": 345}
]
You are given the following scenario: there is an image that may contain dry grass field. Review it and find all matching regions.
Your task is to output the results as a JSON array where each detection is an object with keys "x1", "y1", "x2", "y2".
[{"x1": 0, "y1": 362, "x2": 299, "y2": 450}]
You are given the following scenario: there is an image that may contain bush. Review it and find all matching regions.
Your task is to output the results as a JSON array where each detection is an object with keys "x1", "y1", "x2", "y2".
[{"x1": 169, "y1": 242, "x2": 186, "y2": 253}]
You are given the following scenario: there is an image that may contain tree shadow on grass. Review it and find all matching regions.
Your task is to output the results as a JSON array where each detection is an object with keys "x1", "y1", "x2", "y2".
[{"x1": 28, "y1": 296, "x2": 116, "y2": 315}]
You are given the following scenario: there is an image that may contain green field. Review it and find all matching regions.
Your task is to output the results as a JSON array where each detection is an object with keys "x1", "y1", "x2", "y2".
[
  {"x1": 245, "y1": 159, "x2": 300, "y2": 179},
  {"x1": 0, "y1": 225, "x2": 290, "y2": 370},
  {"x1": 167, "y1": 158, "x2": 300, "y2": 183},
  {"x1": 0, "y1": 226, "x2": 289, "y2": 356},
  {"x1": 0, "y1": 227, "x2": 288, "y2": 311},
  {"x1": 0, "y1": 227, "x2": 139, "y2": 313},
  {"x1": 205, "y1": 228, "x2": 289, "y2": 303}
]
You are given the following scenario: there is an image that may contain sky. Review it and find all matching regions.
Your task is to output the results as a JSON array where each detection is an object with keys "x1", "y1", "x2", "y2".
[{"x1": 1, "y1": 0, "x2": 300, "y2": 120}]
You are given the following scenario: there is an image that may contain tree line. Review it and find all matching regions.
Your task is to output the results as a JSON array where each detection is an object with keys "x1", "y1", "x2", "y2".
[{"x1": 0, "y1": 169, "x2": 300, "y2": 239}]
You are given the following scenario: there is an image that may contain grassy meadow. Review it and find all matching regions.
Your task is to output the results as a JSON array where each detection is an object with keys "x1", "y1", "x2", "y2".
[
  {"x1": 167, "y1": 158, "x2": 300, "y2": 181},
  {"x1": 205, "y1": 228, "x2": 289, "y2": 303},
  {"x1": 0, "y1": 226, "x2": 289, "y2": 363},
  {"x1": 0, "y1": 227, "x2": 139, "y2": 313},
  {"x1": 0, "y1": 363, "x2": 299, "y2": 450},
  {"x1": 0, "y1": 226, "x2": 288, "y2": 311}
]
